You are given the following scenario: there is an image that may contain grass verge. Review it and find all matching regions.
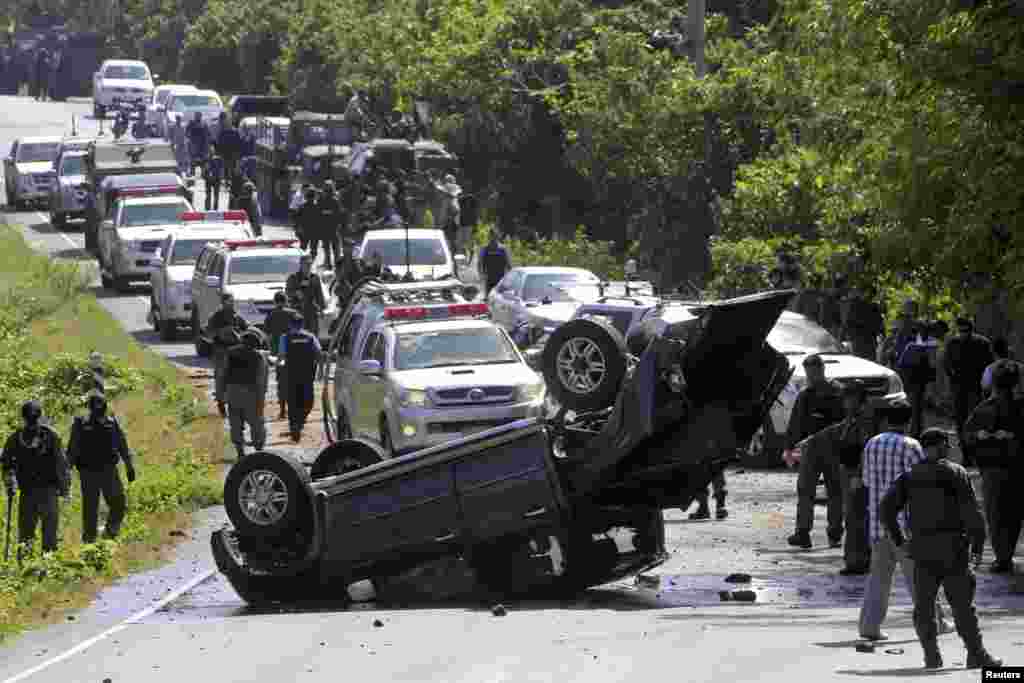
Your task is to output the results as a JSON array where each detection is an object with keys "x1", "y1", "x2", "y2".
[{"x1": 0, "y1": 221, "x2": 227, "y2": 642}]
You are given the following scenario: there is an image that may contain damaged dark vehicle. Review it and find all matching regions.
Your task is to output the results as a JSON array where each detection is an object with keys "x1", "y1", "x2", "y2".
[{"x1": 211, "y1": 288, "x2": 795, "y2": 605}]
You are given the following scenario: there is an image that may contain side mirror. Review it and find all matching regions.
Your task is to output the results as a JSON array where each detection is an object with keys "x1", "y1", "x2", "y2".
[
  {"x1": 358, "y1": 359, "x2": 382, "y2": 375},
  {"x1": 205, "y1": 276, "x2": 221, "y2": 288}
]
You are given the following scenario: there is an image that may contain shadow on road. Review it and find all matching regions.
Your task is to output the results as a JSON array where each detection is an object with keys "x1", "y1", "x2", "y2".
[
  {"x1": 815, "y1": 638, "x2": 919, "y2": 649},
  {"x1": 834, "y1": 667, "x2": 951, "y2": 677},
  {"x1": 87, "y1": 284, "x2": 148, "y2": 299}
]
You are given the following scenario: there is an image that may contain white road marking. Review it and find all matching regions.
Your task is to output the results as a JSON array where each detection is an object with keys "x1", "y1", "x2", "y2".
[
  {"x1": 1, "y1": 568, "x2": 216, "y2": 683},
  {"x1": 33, "y1": 211, "x2": 80, "y2": 251}
]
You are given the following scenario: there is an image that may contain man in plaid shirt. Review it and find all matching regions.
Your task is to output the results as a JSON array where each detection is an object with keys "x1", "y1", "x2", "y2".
[{"x1": 858, "y1": 399, "x2": 952, "y2": 640}]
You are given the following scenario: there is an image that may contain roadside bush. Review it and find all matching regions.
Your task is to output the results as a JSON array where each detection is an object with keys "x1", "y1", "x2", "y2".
[{"x1": 471, "y1": 222, "x2": 626, "y2": 280}]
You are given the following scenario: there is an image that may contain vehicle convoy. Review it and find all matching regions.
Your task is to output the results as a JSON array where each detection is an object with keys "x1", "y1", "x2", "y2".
[
  {"x1": 82, "y1": 139, "x2": 184, "y2": 251},
  {"x1": 327, "y1": 280, "x2": 546, "y2": 455},
  {"x1": 190, "y1": 239, "x2": 338, "y2": 353},
  {"x1": 47, "y1": 149, "x2": 89, "y2": 228},
  {"x1": 92, "y1": 59, "x2": 155, "y2": 119},
  {"x1": 97, "y1": 193, "x2": 195, "y2": 291},
  {"x1": 148, "y1": 212, "x2": 255, "y2": 341},
  {"x1": 4, "y1": 136, "x2": 60, "y2": 209},
  {"x1": 212, "y1": 284, "x2": 795, "y2": 605}
]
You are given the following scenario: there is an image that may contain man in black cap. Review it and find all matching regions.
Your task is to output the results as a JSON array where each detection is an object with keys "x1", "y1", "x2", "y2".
[
  {"x1": 785, "y1": 353, "x2": 845, "y2": 548},
  {"x1": 314, "y1": 180, "x2": 342, "y2": 269},
  {"x1": 224, "y1": 329, "x2": 270, "y2": 459},
  {"x1": 264, "y1": 292, "x2": 300, "y2": 421},
  {"x1": 963, "y1": 359, "x2": 1024, "y2": 573},
  {"x1": 944, "y1": 318, "x2": 993, "y2": 466},
  {"x1": 68, "y1": 391, "x2": 136, "y2": 543},
  {"x1": 206, "y1": 293, "x2": 251, "y2": 416},
  {"x1": 278, "y1": 312, "x2": 322, "y2": 442},
  {"x1": 294, "y1": 184, "x2": 319, "y2": 252},
  {"x1": 1, "y1": 400, "x2": 70, "y2": 558},
  {"x1": 882, "y1": 427, "x2": 1001, "y2": 669}
]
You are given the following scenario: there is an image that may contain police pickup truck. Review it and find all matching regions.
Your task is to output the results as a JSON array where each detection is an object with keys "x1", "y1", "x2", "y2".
[{"x1": 148, "y1": 211, "x2": 254, "y2": 341}]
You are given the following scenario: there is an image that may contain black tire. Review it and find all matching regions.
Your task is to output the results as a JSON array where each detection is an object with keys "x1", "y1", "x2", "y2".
[
  {"x1": 310, "y1": 438, "x2": 386, "y2": 480},
  {"x1": 541, "y1": 317, "x2": 627, "y2": 412},
  {"x1": 192, "y1": 310, "x2": 211, "y2": 357},
  {"x1": 224, "y1": 451, "x2": 312, "y2": 541}
]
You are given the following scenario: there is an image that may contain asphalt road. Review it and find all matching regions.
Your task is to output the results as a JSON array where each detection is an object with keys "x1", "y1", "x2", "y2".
[{"x1": 2, "y1": 95, "x2": 1023, "y2": 682}]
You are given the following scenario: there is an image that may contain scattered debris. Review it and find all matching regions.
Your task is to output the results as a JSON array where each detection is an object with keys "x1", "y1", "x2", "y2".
[
  {"x1": 724, "y1": 573, "x2": 752, "y2": 584},
  {"x1": 884, "y1": 648, "x2": 904, "y2": 655},
  {"x1": 731, "y1": 590, "x2": 757, "y2": 602},
  {"x1": 320, "y1": 641, "x2": 326, "y2": 647},
  {"x1": 169, "y1": 530, "x2": 187, "y2": 538},
  {"x1": 856, "y1": 643, "x2": 875, "y2": 653},
  {"x1": 491, "y1": 604, "x2": 508, "y2": 617},
  {"x1": 372, "y1": 619, "x2": 384, "y2": 628},
  {"x1": 66, "y1": 615, "x2": 75, "y2": 622}
]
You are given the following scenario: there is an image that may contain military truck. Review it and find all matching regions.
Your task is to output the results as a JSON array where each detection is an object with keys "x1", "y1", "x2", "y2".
[
  {"x1": 82, "y1": 139, "x2": 187, "y2": 251},
  {"x1": 346, "y1": 137, "x2": 463, "y2": 228},
  {"x1": 251, "y1": 111, "x2": 355, "y2": 220}
]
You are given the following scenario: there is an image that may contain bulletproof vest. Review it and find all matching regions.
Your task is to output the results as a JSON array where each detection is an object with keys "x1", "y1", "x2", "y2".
[
  {"x1": 225, "y1": 345, "x2": 265, "y2": 386},
  {"x1": 265, "y1": 307, "x2": 298, "y2": 351},
  {"x1": 6, "y1": 427, "x2": 62, "y2": 489},
  {"x1": 285, "y1": 330, "x2": 318, "y2": 380},
  {"x1": 800, "y1": 383, "x2": 845, "y2": 441},
  {"x1": 481, "y1": 246, "x2": 508, "y2": 283},
  {"x1": 73, "y1": 416, "x2": 120, "y2": 470}
]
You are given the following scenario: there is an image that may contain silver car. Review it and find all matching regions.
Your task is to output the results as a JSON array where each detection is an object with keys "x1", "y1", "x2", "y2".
[
  {"x1": 3, "y1": 136, "x2": 60, "y2": 209},
  {"x1": 48, "y1": 151, "x2": 90, "y2": 228},
  {"x1": 332, "y1": 303, "x2": 545, "y2": 455},
  {"x1": 487, "y1": 266, "x2": 603, "y2": 335}
]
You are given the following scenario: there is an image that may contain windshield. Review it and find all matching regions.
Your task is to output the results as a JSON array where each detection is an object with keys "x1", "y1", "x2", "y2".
[
  {"x1": 173, "y1": 95, "x2": 221, "y2": 110},
  {"x1": 169, "y1": 239, "x2": 216, "y2": 265},
  {"x1": 395, "y1": 327, "x2": 519, "y2": 370},
  {"x1": 522, "y1": 273, "x2": 600, "y2": 302},
  {"x1": 227, "y1": 254, "x2": 302, "y2": 284},
  {"x1": 16, "y1": 143, "x2": 58, "y2": 163},
  {"x1": 59, "y1": 156, "x2": 85, "y2": 176},
  {"x1": 119, "y1": 201, "x2": 190, "y2": 227},
  {"x1": 768, "y1": 315, "x2": 844, "y2": 354},
  {"x1": 104, "y1": 65, "x2": 149, "y2": 80},
  {"x1": 362, "y1": 238, "x2": 448, "y2": 267}
]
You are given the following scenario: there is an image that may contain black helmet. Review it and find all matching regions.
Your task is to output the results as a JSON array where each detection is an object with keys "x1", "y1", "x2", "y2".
[
  {"x1": 242, "y1": 329, "x2": 264, "y2": 348},
  {"x1": 919, "y1": 427, "x2": 952, "y2": 450},
  {"x1": 993, "y1": 359, "x2": 1020, "y2": 390},
  {"x1": 21, "y1": 399, "x2": 42, "y2": 422}
]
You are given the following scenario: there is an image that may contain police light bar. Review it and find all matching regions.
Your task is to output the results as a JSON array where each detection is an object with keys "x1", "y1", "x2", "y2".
[
  {"x1": 119, "y1": 185, "x2": 181, "y2": 196},
  {"x1": 223, "y1": 239, "x2": 299, "y2": 250},
  {"x1": 179, "y1": 210, "x2": 250, "y2": 222},
  {"x1": 383, "y1": 302, "x2": 488, "y2": 320}
]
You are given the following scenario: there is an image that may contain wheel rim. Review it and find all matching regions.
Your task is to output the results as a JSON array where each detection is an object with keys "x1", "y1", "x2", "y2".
[
  {"x1": 555, "y1": 337, "x2": 607, "y2": 395},
  {"x1": 237, "y1": 469, "x2": 289, "y2": 526}
]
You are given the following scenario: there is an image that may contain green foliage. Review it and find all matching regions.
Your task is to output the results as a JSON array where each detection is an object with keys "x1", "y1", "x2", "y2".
[{"x1": 506, "y1": 226, "x2": 625, "y2": 280}]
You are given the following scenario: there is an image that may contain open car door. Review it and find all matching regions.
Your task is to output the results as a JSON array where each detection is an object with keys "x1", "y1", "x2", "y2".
[{"x1": 563, "y1": 290, "x2": 795, "y2": 508}]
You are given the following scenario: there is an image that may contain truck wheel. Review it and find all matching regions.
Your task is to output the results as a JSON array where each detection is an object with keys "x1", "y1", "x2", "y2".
[
  {"x1": 541, "y1": 317, "x2": 627, "y2": 412},
  {"x1": 192, "y1": 310, "x2": 211, "y2": 357},
  {"x1": 310, "y1": 439, "x2": 385, "y2": 480},
  {"x1": 224, "y1": 451, "x2": 311, "y2": 541}
]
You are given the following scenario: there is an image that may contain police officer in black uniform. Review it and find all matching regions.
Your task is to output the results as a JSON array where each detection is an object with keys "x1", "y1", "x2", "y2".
[
  {"x1": 264, "y1": 292, "x2": 300, "y2": 421},
  {"x1": 786, "y1": 353, "x2": 845, "y2": 549},
  {"x1": 881, "y1": 427, "x2": 1002, "y2": 670},
  {"x1": 286, "y1": 254, "x2": 327, "y2": 335},
  {"x1": 278, "y1": 312, "x2": 322, "y2": 442},
  {"x1": 68, "y1": 391, "x2": 136, "y2": 544},
  {"x1": 295, "y1": 185, "x2": 319, "y2": 252},
  {"x1": 206, "y1": 293, "x2": 251, "y2": 417},
  {"x1": 224, "y1": 329, "x2": 270, "y2": 459},
  {"x1": 314, "y1": 180, "x2": 342, "y2": 269},
  {"x1": 1, "y1": 400, "x2": 70, "y2": 558},
  {"x1": 963, "y1": 359, "x2": 1024, "y2": 573}
]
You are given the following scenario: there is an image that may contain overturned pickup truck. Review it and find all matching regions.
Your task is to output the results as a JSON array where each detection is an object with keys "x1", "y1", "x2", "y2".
[{"x1": 212, "y1": 289, "x2": 795, "y2": 605}]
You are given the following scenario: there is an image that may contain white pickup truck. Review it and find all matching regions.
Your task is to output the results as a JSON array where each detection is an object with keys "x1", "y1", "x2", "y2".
[
  {"x1": 148, "y1": 211, "x2": 254, "y2": 341},
  {"x1": 92, "y1": 60, "x2": 155, "y2": 119}
]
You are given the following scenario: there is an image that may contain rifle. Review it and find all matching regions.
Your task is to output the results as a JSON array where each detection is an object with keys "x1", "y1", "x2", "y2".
[{"x1": 3, "y1": 491, "x2": 13, "y2": 563}]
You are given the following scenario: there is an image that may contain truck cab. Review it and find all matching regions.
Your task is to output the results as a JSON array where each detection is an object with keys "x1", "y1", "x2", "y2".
[
  {"x1": 92, "y1": 59, "x2": 154, "y2": 119},
  {"x1": 98, "y1": 193, "x2": 194, "y2": 291}
]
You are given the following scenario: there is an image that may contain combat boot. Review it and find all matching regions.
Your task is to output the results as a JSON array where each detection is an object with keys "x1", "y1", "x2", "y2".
[
  {"x1": 921, "y1": 640, "x2": 943, "y2": 669},
  {"x1": 966, "y1": 648, "x2": 1002, "y2": 669},
  {"x1": 688, "y1": 500, "x2": 710, "y2": 520},
  {"x1": 788, "y1": 530, "x2": 812, "y2": 548},
  {"x1": 715, "y1": 494, "x2": 728, "y2": 520}
]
